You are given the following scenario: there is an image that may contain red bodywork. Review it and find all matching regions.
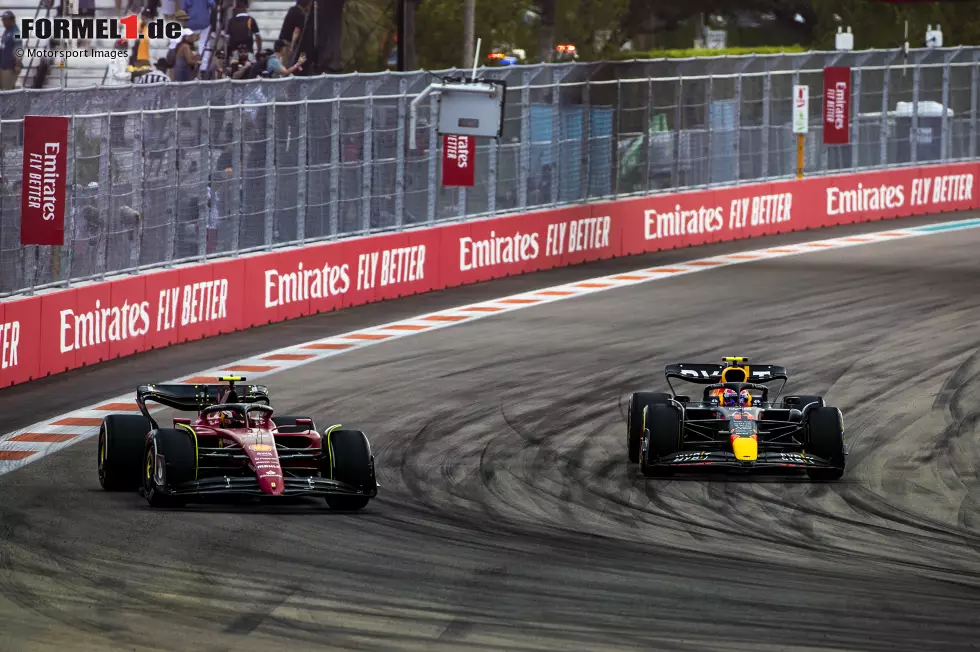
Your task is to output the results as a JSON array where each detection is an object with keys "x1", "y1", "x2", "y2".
[{"x1": 173, "y1": 408, "x2": 324, "y2": 496}]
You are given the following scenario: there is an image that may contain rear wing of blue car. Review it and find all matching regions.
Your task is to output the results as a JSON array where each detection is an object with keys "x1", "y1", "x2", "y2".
[{"x1": 664, "y1": 363, "x2": 788, "y2": 384}]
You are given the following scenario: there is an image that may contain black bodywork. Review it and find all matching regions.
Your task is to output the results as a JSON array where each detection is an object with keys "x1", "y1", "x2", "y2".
[{"x1": 643, "y1": 362, "x2": 845, "y2": 472}]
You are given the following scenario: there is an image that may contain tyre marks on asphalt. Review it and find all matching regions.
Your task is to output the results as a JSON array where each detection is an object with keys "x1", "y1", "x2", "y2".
[{"x1": 6, "y1": 223, "x2": 980, "y2": 650}]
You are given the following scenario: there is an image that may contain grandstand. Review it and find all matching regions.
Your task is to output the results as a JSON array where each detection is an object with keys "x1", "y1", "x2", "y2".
[{"x1": 7, "y1": 0, "x2": 294, "y2": 88}]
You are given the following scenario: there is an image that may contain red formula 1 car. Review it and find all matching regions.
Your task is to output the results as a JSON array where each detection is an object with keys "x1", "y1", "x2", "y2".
[{"x1": 97, "y1": 376, "x2": 378, "y2": 510}]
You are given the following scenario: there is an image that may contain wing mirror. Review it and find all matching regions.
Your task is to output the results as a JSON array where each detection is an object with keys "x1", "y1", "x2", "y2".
[{"x1": 295, "y1": 418, "x2": 314, "y2": 428}]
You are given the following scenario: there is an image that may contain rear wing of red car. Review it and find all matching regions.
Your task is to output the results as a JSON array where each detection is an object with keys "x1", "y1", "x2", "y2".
[{"x1": 135, "y1": 378, "x2": 270, "y2": 427}]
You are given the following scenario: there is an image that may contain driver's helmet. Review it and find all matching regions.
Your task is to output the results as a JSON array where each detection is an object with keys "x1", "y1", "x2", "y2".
[
  {"x1": 219, "y1": 410, "x2": 245, "y2": 428},
  {"x1": 722, "y1": 388, "x2": 739, "y2": 407},
  {"x1": 739, "y1": 389, "x2": 753, "y2": 407}
]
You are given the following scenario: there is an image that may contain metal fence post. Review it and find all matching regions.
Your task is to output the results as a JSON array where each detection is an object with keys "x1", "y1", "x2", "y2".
[
  {"x1": 614, "y1": 78, "x2": 622, "y2": 197},
  {"x1": 132, "y1": 111, "x2": 144, "y2": 272},
  {"x1": 705, "y1": 75, "x2": 714, "y2": 185},
  {"x1": 231, "y1": 107, "x2": 242, "y2": 253},
  {"x1": 761, "y1": 72, "x2": 771, "y2": 178},
  {"x1": 458, "y1": 178, "x2": 467, "y2": 217},
  {"x1": 97, "y1": 113, "x2": 111, "y2": 280},
  {"x1": 329, "y1": 89, "x2": 342, "y2": 236},
  {"x1": 733, "y1": 72, "x2": 742, "y2": 183},
  {"x1": 519, "y1": 70, "x2": 531, "y2": 210},
  {"x1": 198, "y1": 106, "x2": 211, "y2": 259},
  {"x1": 63, "y1": 113, "x2": 77, "y2": 283},
  {"x1": 643, "y1": 77, "x2": 653, "y2": 192},
  {"x1": 672, "y1": 76, "x2": 682, "y2": 189},
  {"x1": 940, "y1": 58, "x2": 950, "y2": 161},
  {"x1": 362, "y1": 80, "x2": 375, "y2": 232},
  {"x1": 264, "y1": 101, "x2": 277, "y2": 246},
  {"x1": 395, "y1": 78, "x2": 407, "y2": 227},
  {"x1": 851, "y1": 67, "x2": 862, "y2": 170},
  {"x1": 551, "y1": 68, "x2": 564, "y2": 206},
  {"x1": 583, "y1": 77, "x2": 592, "y2": 199},
  {"x1": 487, "y1": 113, "x2": 497, "y2": 216},
  {"x1": 972, "y1": 53, "x2": 979, "y2": 160},
  {"x1": 296, "y1": 99, "x2": 308, "y2": 243},
  {"x1": 427, "y1": 93, "x2": 437, "y2": 223},
  {"x1": 166, "y1": 107, "x2": 179, "y2": 265},
  {"x1": 911, "y1": 65, "x2": 920, "y2": 164},
  {"x1": 879, "y1": 67, "x2": 890, "y2": 167}
]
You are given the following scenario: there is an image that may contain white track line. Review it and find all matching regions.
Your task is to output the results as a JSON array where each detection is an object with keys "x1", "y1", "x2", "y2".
[{"x1": 0, "y1": 219, "x2": 975, "y2": 477}]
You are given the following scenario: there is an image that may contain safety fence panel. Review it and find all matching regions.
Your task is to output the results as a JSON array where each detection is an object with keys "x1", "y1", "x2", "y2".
[{"x1": 0, "y1": 47, "x2": 977, "y2": 298}]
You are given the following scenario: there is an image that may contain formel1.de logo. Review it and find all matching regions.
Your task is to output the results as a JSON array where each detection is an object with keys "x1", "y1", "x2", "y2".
[{"x1": 21, "y1": 15, "x2": 182, "y2": 40}]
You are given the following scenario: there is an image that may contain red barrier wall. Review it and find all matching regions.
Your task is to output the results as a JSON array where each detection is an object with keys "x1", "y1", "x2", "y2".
[{"x1": 2, "y1": 163, "x2": 977, "y2": 389}]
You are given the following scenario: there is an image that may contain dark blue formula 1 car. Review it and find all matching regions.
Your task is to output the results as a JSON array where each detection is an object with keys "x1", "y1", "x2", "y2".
[{"x1": 626, "y1": 357, "x2": 846, "y2": 480}]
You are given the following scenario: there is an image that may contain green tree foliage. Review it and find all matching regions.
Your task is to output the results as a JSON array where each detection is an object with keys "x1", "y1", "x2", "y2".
[
  {"x1": 412, "y1": 0, "x2": 629, "y2": 69},
  {"x1": 809, "y1": 0, "x2": 980, "y2": 50},
  {"x1": 414, "y1": 0, "x2": 538, "y2": 70},
  {"x1": 341, "y1": 0, "x2": 980, "y2": 73}
]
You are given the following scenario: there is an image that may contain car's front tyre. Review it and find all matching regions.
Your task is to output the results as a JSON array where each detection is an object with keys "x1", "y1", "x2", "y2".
[
  {"x1": 805, "y1": 407, "x2": 845, "y2": 481},
  {"x1": 628, "y1": 392, "x2": 671, "y2": 463},
  {"x1": 143, "y1": 429, "x2": 196, "y2": 508},
  {"x1": 321, "y1": 429, "x2": 376, "y2": 511},
  {"x1": 639, "y1": 405, "x2": 681, "y2": 478}
]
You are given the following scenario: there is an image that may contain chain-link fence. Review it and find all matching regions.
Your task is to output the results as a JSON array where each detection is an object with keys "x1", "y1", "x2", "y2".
[{"x1": 1, "y1": 47, "x2": 978, "y2": 297}]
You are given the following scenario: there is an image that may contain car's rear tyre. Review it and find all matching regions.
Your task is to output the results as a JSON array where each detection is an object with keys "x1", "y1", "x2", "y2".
[
  {"x1": 640, "y1": 405, "x2": 681, "y2": 478},
  {"x1": 272, "y1": 415, "x2": 317, "y2": 434},
  {"x1": 322, "y1": 429, "x2": 375, "y2": 511},
  {"x1": 805, "y1": 407, "x2": 845, "y2": 481},
  {"x1": 143, "y1": 429, "x2": 196, "y2": 508},
  {"x1": 98, "y1": 415, "x2": 151, "y2": 491},
  {"x1": 628, "y1": 392, "x2": 670, "y2": 463}
]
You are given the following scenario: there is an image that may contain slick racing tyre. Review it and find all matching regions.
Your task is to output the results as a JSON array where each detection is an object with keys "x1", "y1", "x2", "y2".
[
  {"x1": 805, "y1": 407, "x2": 845, "y2": 481},
  {"x1": 98, "y1": 414, "x2": 151, "y2": 491},
  {"x1": 628, "y1": 392, "x2": 670, "y2": 463},
  {"x1": 639, "y1": 405, "x2": 681, "y2": 478},
  {"x1": 143, "y1": 429, "x2": 197, "y2": 508},
  {"x1": 272, "y1": 415, "x2": 317, "y2": 434},
  {"x1": 322, "y1": 429, "x2": 376, "y2": 511}
]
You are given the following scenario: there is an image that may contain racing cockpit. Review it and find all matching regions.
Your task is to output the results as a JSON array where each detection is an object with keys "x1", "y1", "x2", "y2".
[{"x1": 200, "y1": 404, "x2": 275, "y2": 429}]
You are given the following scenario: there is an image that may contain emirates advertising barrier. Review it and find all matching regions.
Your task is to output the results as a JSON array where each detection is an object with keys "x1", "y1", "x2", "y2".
[
  {"x1": 441, "y1": 134, "x2": 476, "y2": 187},
  {"x1": 2, "y1": 163, "x2": 977, "y2": 389},
  {"x1": 823, "y1": 66, "x2": 852, "y2": 145},
  {"x1": 20, "y1": 116, "x2": 69, "y2": 246}
]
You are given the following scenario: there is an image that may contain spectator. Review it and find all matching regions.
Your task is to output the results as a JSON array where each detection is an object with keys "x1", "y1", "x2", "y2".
[
  {"x1": 212, "y1": 48, "x2": 227, "y2": 78},
  {"x1": 266, "y1": 39, "x2": 305, "y2": 78},
  {"x1": 130, "y1": 8, "x2": 154, "y2": 68},
  {"x1": 134, "y1": 57, "x2": 171, "y2": 84},
  {"x1": 182, "y1": 0, "x2": 215, "y2": 58},
  {"x1": 172, "y1": 29, "x2": 201, "y2": 81},
  {"x1": 0, "y1": 11, "x2": 21, "y2": 91},
  {"x1": 278, "y1": 0, "x2": 315, "y2": 76},
  {"x1": 226, "y1": 43, "x2": 255, "y2": 79},
  {"x1": 224, "y1": 0, "x2": 261, "y2": 58},
  {"x1": 77, "y1": 0, "x2": 95, "y2": 18},
  {"x1": 115, "y1": 0, "x2": 139, "y2": 18}
]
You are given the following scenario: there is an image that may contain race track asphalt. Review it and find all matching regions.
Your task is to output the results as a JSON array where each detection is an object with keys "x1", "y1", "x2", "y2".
[{"x1": 1, "y1": 213, "x2": 980, "y2": 652}]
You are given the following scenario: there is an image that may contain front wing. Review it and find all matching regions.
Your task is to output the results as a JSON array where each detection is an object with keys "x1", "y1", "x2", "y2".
[
  {"x1": 651, "y1": 450, "x2": 841, "y2": 470},
  {"x1": 153, "y1": 476, "x2": 379, "y2": 499}
]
